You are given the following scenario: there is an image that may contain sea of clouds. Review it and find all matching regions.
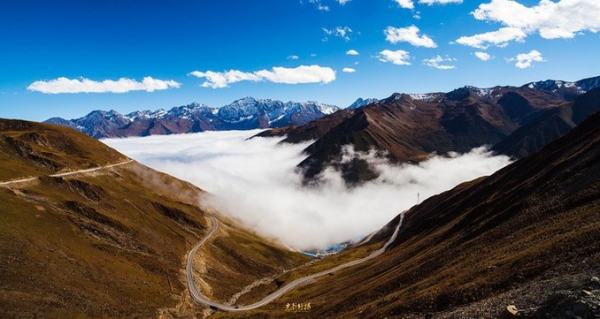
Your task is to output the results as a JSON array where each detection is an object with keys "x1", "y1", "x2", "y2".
[{"x1": 104, "y1": 130, "x2": 511, "y2": 250}]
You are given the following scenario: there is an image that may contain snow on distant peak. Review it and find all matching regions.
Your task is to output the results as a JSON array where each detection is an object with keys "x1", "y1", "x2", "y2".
[
  {"x1": 349, "y1": 97, "x2": 378, "y2": 109},
  {"x1": 524, "y1": 79, "x2": 580, "y2": 93},
  {"x1": 315, "y1": 102, "x2": 338, "y2": 114},
  {"x1": 408, "y1": 93, "x2": 439, "y2": 101}
]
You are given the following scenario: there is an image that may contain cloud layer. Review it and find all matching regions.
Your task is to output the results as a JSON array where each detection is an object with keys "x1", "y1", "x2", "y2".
[
  {"x1": 27, "y1": 76, "x2": 181, "y2": 94},
  {"x1": 104, "y1": 130, "x2": 511, "y2": 250},
  {"x1": 189, "y1": 65, "x2": 336, "y2": 89}
]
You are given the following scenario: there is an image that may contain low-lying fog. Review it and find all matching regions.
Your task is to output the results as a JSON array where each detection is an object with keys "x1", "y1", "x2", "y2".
[{"x1": 104, "y1": 131, "x2": 511, "y2": 250}]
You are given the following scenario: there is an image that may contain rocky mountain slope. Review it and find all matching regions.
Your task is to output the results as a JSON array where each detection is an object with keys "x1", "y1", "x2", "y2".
[
  {"x1": 231, "y1": 111, "x2": 600, "y2": 319},
  {"x1": 45, "y1": 98, "x2": 339, "y2": 138},
  {"x1": 493, "y1": 87, "x2": 600, "y2": 158},
  {"x1": 0, "y1": 119, "x2": 308, "y2": 318}
]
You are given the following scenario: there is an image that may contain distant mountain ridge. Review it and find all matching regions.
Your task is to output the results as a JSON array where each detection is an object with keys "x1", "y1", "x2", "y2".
[
  {"x1": 522, "y1": 75, "x2": 600, "y2": 100},
  {"x1": 46, "y1": 97, "x2": 339, "y2": 138}
]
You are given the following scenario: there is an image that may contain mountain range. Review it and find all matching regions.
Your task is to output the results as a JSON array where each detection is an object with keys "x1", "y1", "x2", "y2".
[
  {"x1": 256, "y1": 75, "x2": 600, "y2": 184},
  {"x1": 45, "y1": 97, "x2": 339, "y2": 138}
]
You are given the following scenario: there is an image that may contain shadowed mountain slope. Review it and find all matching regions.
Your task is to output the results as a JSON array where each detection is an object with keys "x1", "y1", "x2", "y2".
[{"x1": 493, "y1": 87, "x2": 600, "y2": 158}]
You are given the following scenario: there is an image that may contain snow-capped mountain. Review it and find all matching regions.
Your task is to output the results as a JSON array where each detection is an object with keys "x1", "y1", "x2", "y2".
[
  {"x1": 348, "y1": 98, "x2": 378, "y2": 109},
  {"x1": 522, "y1": 75, "x2": 600, "y2": 100},
  {"x1": 45, "y1": 98, "x2": 340, "y2": 138}
]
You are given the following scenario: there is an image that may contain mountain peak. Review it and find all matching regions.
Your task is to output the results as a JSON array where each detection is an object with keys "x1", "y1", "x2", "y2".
[{"x1": 349, "y1": 97, "x2": 378, "y2": 109}]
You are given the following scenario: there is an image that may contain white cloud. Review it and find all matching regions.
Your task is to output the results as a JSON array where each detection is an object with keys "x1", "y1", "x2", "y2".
[
  {"x1": 256, "y1": 65, "x2": 336, "y2": 84},
  {"x1": 457, "y1": 0, "x2": 600, "y2": 48},
  {"x1": 346, "y1": 49, "x2": 359, "y2": 56},
  {"x1": 287, "y1": 55, "x2": 300, "y2": 60},
  {"x1": 419, "y1": 0, "x2": 462, "y2": 4},
  {"x1": 188, "y1": 70, "x2": 261, "y2": 89},
  {"x1": 378, "y1": 49, "x2": 411, "y2": 65},
  {"x1": 474, "y1": 51, "x2": 493, "y2": 61},
  {"x1": 394, "y1": 0, "x2": 414, "y2": 9},
  {"x1": 27, "y1": 76, "x2": 181, "y2": 94},
  {"x1": 104, "y1": 131, "x2": 511, "y2": 250},
  {"x1": 322, "y1": 26, "x2": 353, "y2": 41},
  {"x1": 456, "y1": 27, "x2": 526, "y2": 49},
  {"x1": 337, "y1": 0, "x2": 351, "y2": 5},
  {"x1": 190, "y1": 65, "x2": 336, "y2": 88},
  {"x1": 309, "y1": 0, "x2": 330, "y2": 11},
  {"x1": 511, "y1": 49, "x2": 544, "y2": 69},
  {"x1": 423, "y1": 55, "x2": 456, "y2": 69},
  {"x1": 385, "y1": 25, "x2": 437, "y2": 48},
  {"x1": 342, "y1": 67, "x2": 356, "y2": 73}
]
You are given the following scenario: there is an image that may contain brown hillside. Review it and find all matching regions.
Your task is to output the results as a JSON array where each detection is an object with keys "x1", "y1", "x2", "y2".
[{"x1": 0, "y1": 119, "x2": 307, "y2": 318}]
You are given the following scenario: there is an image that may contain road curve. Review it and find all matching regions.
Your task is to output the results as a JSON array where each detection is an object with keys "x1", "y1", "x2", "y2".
[
  {"x1": 186, "y1": 213, "x2": 405, "y2": 311},
  {"x1": 0, "y1": 160, "x2": 133, "y2": 186}
]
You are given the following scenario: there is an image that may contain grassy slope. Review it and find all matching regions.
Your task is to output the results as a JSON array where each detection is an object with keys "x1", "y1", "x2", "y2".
[
  {"x1": 0, "y1": 119, "x2": 126, "y2": 181},
  {"x1": 0, "y1": 119, "x2": 308, "y2": 318}
]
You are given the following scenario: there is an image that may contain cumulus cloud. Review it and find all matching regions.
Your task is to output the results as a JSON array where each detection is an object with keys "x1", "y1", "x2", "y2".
[
  {"x1": 510, "y1": 50, "x2": 544, "y2": 69},
  {"x1": 256, "y1": 65, "x2": 336, "y2": 84},
  {"x1": 337, "y1": 0, "x2": 351, "y2": 5},
  {"x1": 104, "y1": 131, "x2": 511, "y2": 250},
  {"x1": 474, "y1": 51, "x2": 493, "y2": 61},
  {"x1": 346, "y1": 49, "x2": 359, "y2": 55},
  {"x1": 27, "y1": 76, "x2": 181, "y2": 94},
  {"x1": 322, "y1": 26, "x2": 353, "y2": 41},
  {"x1": 456, "y1": 27, "x2": 527, "y2": 49},
  {"x1": 189, "y1": 65, "x2": 336, "y2": 88},
  {"x1": 189, "y1": 70, "x2": 261, "y2": 89},
  {"x1": 423, "y1": 55, "x2": 456, "y2": 69},
  {"x1": 287, "y1": 55, "x2": 300, "y2": 60},
  {"x1": 342, "y1": 67, "x2": 356, "y2": 73},
  {"x1": 457, "y1": 0, "x2": 600, "y2": 48},
  {"x1": 378, "y1": 49, "x2": 411, "y2": 65},
  {"x1": 394, "y1": 0, "x2": 414, "y2": 9},
  {"x1": 385, "y1": 25, "x2": 437, "y2": 48}
]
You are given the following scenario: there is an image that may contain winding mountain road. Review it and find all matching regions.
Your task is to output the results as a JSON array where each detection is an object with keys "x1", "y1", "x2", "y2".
[
  {"x1": 0, "y1": 160, "x2": 133, "y2": 186},
  {"x1": 186, "y1": 213, "x2": 405, "y2": 311}
]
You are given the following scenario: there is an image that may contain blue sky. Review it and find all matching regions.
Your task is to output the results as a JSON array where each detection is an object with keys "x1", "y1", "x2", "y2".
[{"x1": 1, "y1": 0, "x2": 599, "y2": 121}]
